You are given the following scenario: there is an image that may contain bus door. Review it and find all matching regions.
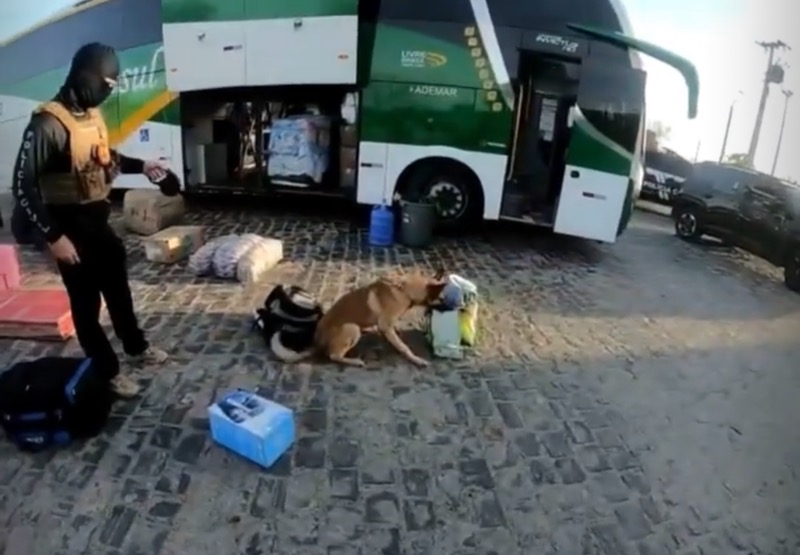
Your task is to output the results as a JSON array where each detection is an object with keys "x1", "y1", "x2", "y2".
[
  {"x1": 507, "y1": 56, "x2": 578, "y2": 209},
  {"x1": 553, "y1": 63, "x2": 646, "y2": 242}
]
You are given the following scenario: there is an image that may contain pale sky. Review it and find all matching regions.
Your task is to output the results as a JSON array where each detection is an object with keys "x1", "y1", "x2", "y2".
[
  {"x1": 1, "y1": 0, "x2": 797, "y2": 179},
  {"x1": 629, "y1": 0, "x2": 798, "y2": 179}
]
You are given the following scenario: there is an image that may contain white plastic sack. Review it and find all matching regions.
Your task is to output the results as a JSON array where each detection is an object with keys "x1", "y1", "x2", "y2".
[
  {"x1": 188, "y1": 235, "x2": 236, "y2": 276},
  {"x1": 427, "y1": 309, "x2": 464, "y2": 360},
  {"x1": 212, "y1": 234, "x2": 263, "y2": 279},
  {"x1": 236, "y1": 238, "x2": 284, "y2": 285}
]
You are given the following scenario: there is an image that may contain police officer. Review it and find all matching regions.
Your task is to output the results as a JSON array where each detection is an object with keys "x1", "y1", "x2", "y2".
[{"x1": 11, "y1": 42, "x2": 169, "y2": 398}]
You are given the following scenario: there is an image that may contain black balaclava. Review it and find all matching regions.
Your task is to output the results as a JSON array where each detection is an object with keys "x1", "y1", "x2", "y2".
[{"x1": 59, "y1": 42, "x2": 120, "y2": 111}]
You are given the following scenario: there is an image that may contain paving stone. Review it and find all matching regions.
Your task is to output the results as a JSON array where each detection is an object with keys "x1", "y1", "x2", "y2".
[
  {"x1": 0, "y1": 206, "x2": 796, "y2": 554},
  {"x1": 616, "y1": 502, "x2": 655, "y2": 540}
]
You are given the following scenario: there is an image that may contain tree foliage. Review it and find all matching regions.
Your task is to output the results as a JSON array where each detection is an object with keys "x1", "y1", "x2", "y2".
[
  {"x1": 649, "y1": 121, "x2": 672, "y2": 142},
  {"x1": 724, "y1": 153, "x2": 752, "y2": 168}
]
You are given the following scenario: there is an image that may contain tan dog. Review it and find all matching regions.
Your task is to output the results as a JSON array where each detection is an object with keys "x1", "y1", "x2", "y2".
[{"x1": 271, "y1": 272, "x2": 448, "y2": 367}]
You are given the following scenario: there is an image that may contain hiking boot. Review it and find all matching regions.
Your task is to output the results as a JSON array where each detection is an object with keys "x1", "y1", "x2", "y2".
[
  {"x1": 128, "y1": 345, "x2": 169, "y2": 367},
  {"x1": 110, "y1": 374, "x2": 141, "y2": 398}
]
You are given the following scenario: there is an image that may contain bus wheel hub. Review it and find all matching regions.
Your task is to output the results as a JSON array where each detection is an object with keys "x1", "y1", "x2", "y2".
[{"x1": 427, "y1": 181, "x2": 465, "y2": 219}]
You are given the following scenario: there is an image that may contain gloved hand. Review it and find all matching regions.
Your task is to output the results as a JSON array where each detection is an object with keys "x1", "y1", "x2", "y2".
[{"x1": 143, "y1": 161, "x2": 181, "y2": 196}]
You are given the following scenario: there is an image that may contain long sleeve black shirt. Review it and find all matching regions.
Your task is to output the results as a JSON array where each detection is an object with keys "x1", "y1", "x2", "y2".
[{"x1": 11, "y1": 112, "x2": 144, "y2": 244}]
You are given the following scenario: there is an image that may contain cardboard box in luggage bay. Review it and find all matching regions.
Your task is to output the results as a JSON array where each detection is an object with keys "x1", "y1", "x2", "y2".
[
  {"x1": 208, "y1": 389, "x2": 295, "y2": 469},
  {"x1": 143, "y1": 226, "x2": 205, "y2": 264},
  {"x1": 123, "y1": 190, "x2": 186, "y2": 236}
]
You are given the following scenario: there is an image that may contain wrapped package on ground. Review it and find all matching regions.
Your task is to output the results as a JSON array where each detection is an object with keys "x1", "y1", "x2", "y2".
[
  {"x1": 212, "y1": 234, "x2": 264, "y2": 279},
  {"x1": 188, "y1": 234, "x2": 237, "y2": 276},
  {"x1": 143, "y1": 226, "x2": 205, "y2": 264},
  {"x1": 236, "y1": 238, "x2": 284, "y2": 285},
  {"x1": 426, "y1": 308, "x2": 464, "y2": 360},
  {"x1": 267, "y1": 115, "x2": 330, "y2": 184},
  {"x1": 123, "y1": 190, "x2": 185, "y2": 236}
]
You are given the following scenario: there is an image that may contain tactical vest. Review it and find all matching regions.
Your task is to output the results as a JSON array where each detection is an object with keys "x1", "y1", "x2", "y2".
[{"x1": 34, "y1": 101, "x2": 112, "y2": 205}]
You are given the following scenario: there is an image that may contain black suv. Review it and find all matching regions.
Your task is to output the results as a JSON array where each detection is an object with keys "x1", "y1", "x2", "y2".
[{"x1": 671, "y1": 162, "x2": 800, "y2": 292}]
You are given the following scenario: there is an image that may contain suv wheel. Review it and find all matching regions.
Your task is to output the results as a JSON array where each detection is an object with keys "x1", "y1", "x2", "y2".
[
  {"x1": 674, "y1": 206, "x2": 702, "y2": 241},
  {"x1": 784, "y1": 247, "x2": 800, "y2": 292}
]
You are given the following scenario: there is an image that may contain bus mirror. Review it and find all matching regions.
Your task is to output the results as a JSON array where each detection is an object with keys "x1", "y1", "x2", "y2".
[{"x1": 567, "y1": 23, "x2": 700, "y2": 119}]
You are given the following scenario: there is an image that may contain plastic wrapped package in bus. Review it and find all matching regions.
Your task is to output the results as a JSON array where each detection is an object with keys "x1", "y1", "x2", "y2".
[{"x1": 266, "y1": 115, "x2": 331, "y2": 184}]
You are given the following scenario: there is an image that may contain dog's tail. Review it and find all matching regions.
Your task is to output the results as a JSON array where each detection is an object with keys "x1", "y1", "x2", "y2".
[{"x1": 270, "y1": 333, "x2": 315, "y2": 363}]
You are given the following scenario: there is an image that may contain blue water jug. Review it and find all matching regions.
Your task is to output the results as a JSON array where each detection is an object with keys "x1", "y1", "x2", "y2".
[{"x1": 369, "y1": 204, "x2": 395, "y2": 247}]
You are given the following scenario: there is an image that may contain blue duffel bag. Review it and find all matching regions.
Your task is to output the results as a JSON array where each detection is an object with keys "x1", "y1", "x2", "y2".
[{"x1": 0, "y1": 357, "x2": 113, "y2": 452}]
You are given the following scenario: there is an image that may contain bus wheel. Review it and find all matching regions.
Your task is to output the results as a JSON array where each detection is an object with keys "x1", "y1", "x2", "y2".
[{"x1": 401, "y1": 162, "x2": 483, "y2": 229}]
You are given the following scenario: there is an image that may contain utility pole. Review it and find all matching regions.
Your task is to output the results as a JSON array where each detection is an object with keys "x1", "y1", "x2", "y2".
[
  {"x1": 771, "y1": 89, "x2": 793, "y2": 176},
  {"x1": 746, "y1": 40, "x2": 790, "y2": 167},
  {"x1": 693, "y1": 140, "x2": 701, "y2": 162},
  {"x1": 719, "y1": 91, "x2": 743, "y2": 163}
]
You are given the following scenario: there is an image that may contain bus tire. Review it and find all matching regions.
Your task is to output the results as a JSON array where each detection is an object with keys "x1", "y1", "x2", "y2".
[{"x1": 399, "y1": 161, "x2": 483, "y2": 230}]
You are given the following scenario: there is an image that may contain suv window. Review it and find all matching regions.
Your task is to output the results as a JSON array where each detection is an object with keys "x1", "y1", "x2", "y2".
[
  {"x1": 784, "y1": 184, "x2": 800, "y2": 217},
  {"x1": 748, "y1": 176, "x2": 784, "y2": 198},
  {"x1": 689, "y1": 164, "x2": 755, "y2": 196}
]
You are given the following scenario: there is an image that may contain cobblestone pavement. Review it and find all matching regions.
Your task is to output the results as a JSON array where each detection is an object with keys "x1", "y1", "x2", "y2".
[{"x1": 0, "y1": 204, "x2": 799, "y2": 555}]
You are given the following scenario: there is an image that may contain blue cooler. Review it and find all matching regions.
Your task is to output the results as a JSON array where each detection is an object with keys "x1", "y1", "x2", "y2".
[{"x1": 208, "y1": 389, "x2": 295, "y2": 469}]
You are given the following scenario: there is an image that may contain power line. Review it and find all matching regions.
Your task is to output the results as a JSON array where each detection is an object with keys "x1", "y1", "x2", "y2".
[{"x1": 771, "y1": 89, "x2": 793, "y2": 176}]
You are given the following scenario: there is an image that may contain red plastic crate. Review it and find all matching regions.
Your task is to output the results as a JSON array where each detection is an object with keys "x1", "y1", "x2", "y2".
[
  {"x1": 0, "y1": 244, "x2": 21, "y2": 291},
  {"x1": 0, "y1": 289, "x2": 75, "y2": 340}
]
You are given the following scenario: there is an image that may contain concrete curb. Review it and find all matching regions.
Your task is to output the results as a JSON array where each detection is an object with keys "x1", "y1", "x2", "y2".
[{"x1": 635, "y1": 199, "x2": 672, "y2": 218}]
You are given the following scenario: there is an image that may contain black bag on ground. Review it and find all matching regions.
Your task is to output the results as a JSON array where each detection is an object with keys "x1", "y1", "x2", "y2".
[
  {"x1": 253, "y1": 285, "x2": 323, "y2": 351},
  {"x1": 0, "y1": 357, "x2": 113, "y2": 452}
]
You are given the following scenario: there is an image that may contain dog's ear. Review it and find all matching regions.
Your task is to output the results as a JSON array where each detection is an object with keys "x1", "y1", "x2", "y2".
[
  {"x1": 432, "y1": 267, "x2": 447, "y2": 281},
  {"x1": 425, "y1": 281, "x2": 448, "y2": 303}
]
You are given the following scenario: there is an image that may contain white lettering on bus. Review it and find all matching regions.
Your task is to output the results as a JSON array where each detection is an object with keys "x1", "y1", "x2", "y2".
[
  {"x1": 408, "y1": 85, "x2": 458, "y2": 97},
  {"x1": 401, "y1": 50, "x2": 426, "y2": 67},
  {"x1": 535, "y1": 34, "x2": 579, "y2": 54},
  {"x1": 117, "y1": 46, "x2": 164, "y2": 94}
]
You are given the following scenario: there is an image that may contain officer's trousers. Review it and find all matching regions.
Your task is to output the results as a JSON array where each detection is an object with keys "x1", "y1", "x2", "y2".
[{"x1": 56, "y1": 220, "x2": 149, "y2": 378}]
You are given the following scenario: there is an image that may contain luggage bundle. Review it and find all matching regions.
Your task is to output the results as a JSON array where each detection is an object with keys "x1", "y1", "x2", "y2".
[
  {"x1": 0, "y1": 357, "x2": 113, "y2": 451},
  {"x1": 253, "y1": 285, "x2": 323, "y2": 355},
  {"x1": 188, "y1": 233, "x2": 283, "y2": 285}
]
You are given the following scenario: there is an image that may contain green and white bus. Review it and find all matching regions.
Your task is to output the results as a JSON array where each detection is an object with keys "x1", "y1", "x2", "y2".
[{"x1": 0, "y1": 0, "x2": 698, "y2": 242}]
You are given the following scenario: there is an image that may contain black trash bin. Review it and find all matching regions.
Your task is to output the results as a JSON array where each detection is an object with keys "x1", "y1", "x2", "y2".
[{"x1": 399, "y1": 201, "x2": 436, "y2": 248}]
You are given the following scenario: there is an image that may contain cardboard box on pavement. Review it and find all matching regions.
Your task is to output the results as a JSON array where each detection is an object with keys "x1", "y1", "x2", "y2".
[
  {"x1": 123, "y1": 190, "x2": 185, "y2": 236},
  {"x1": 143, "y1": 226, "x2": 205, "y2": 264}
]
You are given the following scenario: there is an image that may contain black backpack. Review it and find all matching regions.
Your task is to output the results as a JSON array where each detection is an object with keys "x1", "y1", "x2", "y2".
[
  {"x1": 0, "y1": 357, "x2": 114, "y2": 452},
  {"x1": 253, "y1": 285, "x2": 323, "y2": 351}
]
